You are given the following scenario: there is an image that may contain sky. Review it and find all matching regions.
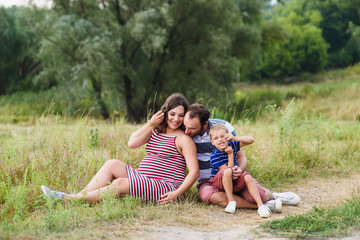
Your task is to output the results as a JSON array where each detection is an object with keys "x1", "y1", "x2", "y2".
[{"x1": 0, "y1": 0, "x2": 52, "y2": 8}]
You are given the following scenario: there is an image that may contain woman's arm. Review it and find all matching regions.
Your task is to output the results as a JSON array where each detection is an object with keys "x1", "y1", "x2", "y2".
[
  {"x1": 128, "y1": 111, "x2": 164, "y2": 149},
  {"x1": 158, "y1": 134, "x2": 199, "y2": 204}
]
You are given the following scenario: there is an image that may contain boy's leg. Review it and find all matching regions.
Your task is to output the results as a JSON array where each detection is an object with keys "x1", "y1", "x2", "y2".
[
  {"x1": 243, "y1": 174, "x2": 263, "y2": 207},
  {"x1": 222, "y1": 168, "x2": 237, "y2": 213},
  {"x1": 243, "y1": 175, "x2": 272, "y2": 218},
  {"x1": 222, "y1": 168, "x2": 235, "y2": 202},
  {"x1": 197, "y1": 180, "x2": 257, "y2": 208},
  {"x1": 240, "y1": 178, "x2": 269, "y2": 203},
  {"x1": 232, "y1": 171, "x2": 247, "y2": 193}
]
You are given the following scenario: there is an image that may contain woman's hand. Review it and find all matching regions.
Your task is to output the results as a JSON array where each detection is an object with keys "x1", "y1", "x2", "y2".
[
  {"x1": 149, "y1": 110, "x2": 165, "y2": 126},
  {"x1": 157, "y1": 191, "x2": 178, "y2": 205}
]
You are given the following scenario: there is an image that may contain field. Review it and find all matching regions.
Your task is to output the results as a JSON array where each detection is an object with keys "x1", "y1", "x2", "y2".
[{"x1": 1, "y1": 67, "x2": 360, "y2": 239}]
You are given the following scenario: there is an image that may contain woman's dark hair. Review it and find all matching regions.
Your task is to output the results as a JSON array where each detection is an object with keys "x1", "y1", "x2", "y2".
[{"x1": 156, "y1": 93, "x2": 189, "y2": 133}]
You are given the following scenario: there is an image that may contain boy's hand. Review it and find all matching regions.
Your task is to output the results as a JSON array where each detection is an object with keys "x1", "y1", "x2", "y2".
[
  {"x1": 232, "y1": 166, "x2": 242, "y2": 180},
  {"x1": 225, "y1": 146, "x2": 233, "y2": 155},
  {"x1": 225, "y1": 133, "x2": 234, "y2": 142}
]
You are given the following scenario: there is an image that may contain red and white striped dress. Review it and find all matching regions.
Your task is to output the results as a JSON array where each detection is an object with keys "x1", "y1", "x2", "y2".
[{"x1": 126, "y1": 130, "x2": 186, "y2": 202}]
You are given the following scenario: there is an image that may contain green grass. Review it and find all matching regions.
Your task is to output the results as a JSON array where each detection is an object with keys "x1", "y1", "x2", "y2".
[
  {"x1": 0, "y1": 67, "x2": 360, "y2": 239},
  {"x1": 262, "y1": 195, "x2": 360, "y2": 239}
]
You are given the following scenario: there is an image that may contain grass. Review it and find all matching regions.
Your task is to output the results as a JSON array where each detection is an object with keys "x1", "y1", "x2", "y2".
[
  {"x1": 262, "y1": 194, "x2": 360, "y2": 239},
  {"x1": 0, "y1": 67, "x2": 360, "y2": 239}
]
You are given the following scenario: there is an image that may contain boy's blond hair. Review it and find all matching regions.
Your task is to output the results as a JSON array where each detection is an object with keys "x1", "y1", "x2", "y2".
[{"x1": 209, "y1": 123, "x2": 228, "y2": 139}]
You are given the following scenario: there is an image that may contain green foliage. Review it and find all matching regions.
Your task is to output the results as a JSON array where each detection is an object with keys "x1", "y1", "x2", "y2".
[
  {"x1": 210, "y1": 88, "x2": 282, "y2": 122},
  {"x1": 263, "y1": 195, "x2": 360, "y2": 238},
  {"x1": 1, "y1": 73, "x2": 360, "y2": 238},
  {"x1": 260, "y1": 0, "x2": 329, "y2": 79},
  {"x1": 0, "y1": 88, "x2": 96, "y2": 123},
  {"x1": 33, "y1": 0, "x2": 266, "y2": 122},
  {"x1": 266, "y1": 0, "x2": 360, "y2": 71},
  {"x1": 311, "y1": 0, "x2": 360, "y2": 68},
  {"x1": 89, "y1": 128, "x2": 99, "y2": 149},
  {"x1": 0, "y1": 7, "x2": 44, "y2": 95},
  {"x1": 247, "y1": 100, "x2": 327, "y2": 184},
  {"x1": 0, "y1": 7, "x2": 27, "y2": 95}
]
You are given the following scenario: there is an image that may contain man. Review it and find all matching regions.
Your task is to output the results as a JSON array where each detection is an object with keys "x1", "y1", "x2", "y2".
[{"x1": 184, "y1": 103, "x2": 300, "y2": 210}]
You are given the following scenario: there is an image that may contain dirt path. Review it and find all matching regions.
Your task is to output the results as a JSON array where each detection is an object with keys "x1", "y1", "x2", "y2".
[{"x1": 132, "y1": 173, "x2": 360, "y2": 240}]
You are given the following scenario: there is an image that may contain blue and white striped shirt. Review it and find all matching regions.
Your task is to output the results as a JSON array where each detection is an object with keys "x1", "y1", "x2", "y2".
[
  {"x1": 192, "y1": 119, "x2": 236, "y2": 182},
  {"x1": 209, "y1": 141, "x2": 240, "y2": 178}
]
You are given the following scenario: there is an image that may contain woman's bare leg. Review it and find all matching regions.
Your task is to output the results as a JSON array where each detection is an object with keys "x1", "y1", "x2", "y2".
[
  {"x1": 67, "y1": 178, "x2": 130, "y2": 203},
  {"x1": 80, "y1": 159, "x2": 128, "y2": 193}
]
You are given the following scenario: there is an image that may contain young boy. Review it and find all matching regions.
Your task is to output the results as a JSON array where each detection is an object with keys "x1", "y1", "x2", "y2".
[{"x1": 209, "y1": 123, "x2": 281, "y2": 217}]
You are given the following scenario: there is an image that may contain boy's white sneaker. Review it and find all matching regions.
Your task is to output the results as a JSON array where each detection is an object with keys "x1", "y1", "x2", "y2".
[
  {"x1": 264, "y1": 198, "x2": 282, "y2": 213},
  {"x1": 273, "y1": 192, "x2": 301, "y2": 206},
  {"x1": 257, "y1": 205, "x2": 271, "y2": 218},
  {"x1": 225, "y1": 201, "x2": 236, "y2": 214}
]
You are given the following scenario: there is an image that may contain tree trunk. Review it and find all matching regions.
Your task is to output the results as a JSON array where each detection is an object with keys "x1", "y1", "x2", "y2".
[
  {"x1": 90, "y1": 76, "x2": 110, "y2": 120},
  {"x1": 123, "y1": 74, "x2": 139, "y2": 123}
]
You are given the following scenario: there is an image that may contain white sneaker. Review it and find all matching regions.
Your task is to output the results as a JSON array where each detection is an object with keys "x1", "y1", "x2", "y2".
[
  {"x1": 273, "y1": 192, "x2": 301, "y2": 206},
  {"x1": 41, "y1": 185, "x2": 68, "y2": 200},
  {"x1": 257, "y1": 205, "x2": 270, "y2": 218},
  {"x1": 264, "y1": 198, "x2": 282, "y2": 213},
  {"x1": 225, "y1": 201, "x2": 236, "y2": 214}
]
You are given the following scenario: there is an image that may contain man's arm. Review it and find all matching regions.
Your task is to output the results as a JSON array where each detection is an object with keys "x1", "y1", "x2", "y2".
[
  {"x1": 232, "y1": 149, "x2": 247, "y2": 180},
  {"x1": 236, "y1": 149, "x2": 247, "y2": 171}
]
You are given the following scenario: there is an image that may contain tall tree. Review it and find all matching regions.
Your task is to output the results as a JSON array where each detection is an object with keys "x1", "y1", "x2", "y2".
[
  {"x1": 260, "y1": 0, "x2": 329, "y2": 78},
  {"x1": 0, "y1": 7, "x2": 26, "y2": 95},
  {"x1": 36, "y1": 0, "x2": 266, "y2": 122},
  {"x1": 310, "y1": 0, "x2": 360, "y2": 68}
]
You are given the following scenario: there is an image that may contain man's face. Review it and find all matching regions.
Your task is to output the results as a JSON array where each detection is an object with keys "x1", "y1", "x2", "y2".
[{"x1": 184, "y1": 112, "x2": 202, "y2": 137}]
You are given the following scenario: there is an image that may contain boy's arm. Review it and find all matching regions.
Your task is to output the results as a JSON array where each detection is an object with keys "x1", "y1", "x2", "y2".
[
  {"x1": 232, "y1": 135, "x2": 254, "y2": 148},
  {"x1": 211, "y1": 148, "x2": 233, "y2": 170},
  {"x1": 224, "y1": 146, "x2": 234, "y2": 168},
  {"x1": 210, "y1": 153, "x2": 229, "y2": 171},
  {"x1": 218, "y1": 164, "x2": 229, "y2": 170}
]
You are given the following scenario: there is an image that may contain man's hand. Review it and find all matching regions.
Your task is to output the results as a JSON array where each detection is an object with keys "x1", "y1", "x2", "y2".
[{"x1": 232, "y1": 166, "x2": 242, "y2": 180}]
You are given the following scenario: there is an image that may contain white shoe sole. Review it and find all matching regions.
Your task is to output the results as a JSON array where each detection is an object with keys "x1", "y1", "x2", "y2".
[
  {"x1": 41, "y1": 185, "x2": 48, "y2": 195},
  {"x1": 225, "y1": 208, "x2": 236, "y2": 214},
  {"x1": 275, "y1": 192, "x2": 301, "y2": 206},
  {"x1": 274, "y1": 198, "x2": 282, "y2": 213},
  {"x1": 259, "y1": 212, "x2": 270, "y2": 218}
]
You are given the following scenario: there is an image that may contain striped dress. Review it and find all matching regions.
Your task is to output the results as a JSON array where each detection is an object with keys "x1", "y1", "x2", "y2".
[{"x1": 126, "y1": 130, "x2": 186, "y2": 202}]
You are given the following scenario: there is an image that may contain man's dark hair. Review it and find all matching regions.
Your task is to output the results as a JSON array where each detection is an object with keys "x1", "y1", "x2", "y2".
[{"x1": 187, "y1": 103, "x2": 210, "y2": 126}]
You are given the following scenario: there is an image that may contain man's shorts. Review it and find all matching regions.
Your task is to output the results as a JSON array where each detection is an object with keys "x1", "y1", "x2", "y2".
[
  {"x1": 209, "y1": 167, "x2": 248, "y2": 192},
  {"x1": 197, "y1": 168, "x2": 267, "y2": 204}
]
